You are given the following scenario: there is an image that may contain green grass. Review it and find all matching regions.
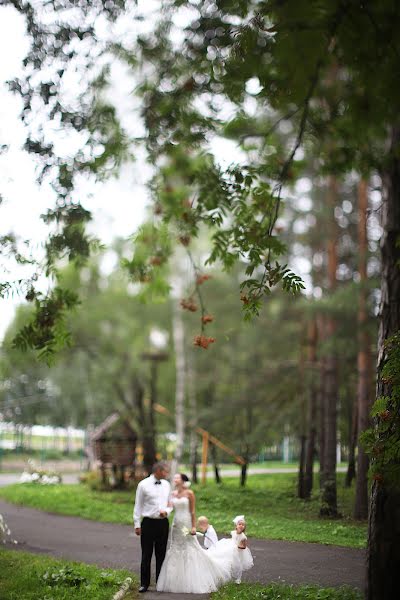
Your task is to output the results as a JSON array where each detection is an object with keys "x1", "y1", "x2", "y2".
[
  {"x1": 0, "y1": 552, "x2": 361, "y2": 600},
  {"x1": 213, "y1": 582, "x2": 362, "y2": 600},
  {"x1": 0, "y1": 548, "x2": 137, "y2": 600},
  {"x1": 0, "y1": 473, "x2": 367, "y2": 548}
]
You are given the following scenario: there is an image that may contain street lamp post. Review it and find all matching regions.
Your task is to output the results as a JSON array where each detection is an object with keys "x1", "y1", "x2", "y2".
[{"x1": 140, "y1": 329, "x2": 169, "y2": 474}]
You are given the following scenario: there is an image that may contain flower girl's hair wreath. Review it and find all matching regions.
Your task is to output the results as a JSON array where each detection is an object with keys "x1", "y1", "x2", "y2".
[{"x1": 233, "y1": 515, "x2": 246, "y2": 527}]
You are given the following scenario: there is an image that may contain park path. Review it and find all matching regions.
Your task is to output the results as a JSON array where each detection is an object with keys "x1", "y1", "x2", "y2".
[{"x1": 0, "y1": 499, "x2": 365, "y2": 594}]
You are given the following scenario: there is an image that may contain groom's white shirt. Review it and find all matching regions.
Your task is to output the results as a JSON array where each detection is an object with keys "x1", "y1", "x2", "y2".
[{"x1": 133, "y1": 474, "x2": 172, "y2": 528}]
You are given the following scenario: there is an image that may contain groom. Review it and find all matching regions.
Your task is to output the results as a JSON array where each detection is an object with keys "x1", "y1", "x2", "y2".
[{"x1": 133, "y1": 461, "x2": 172, "y2": 593}]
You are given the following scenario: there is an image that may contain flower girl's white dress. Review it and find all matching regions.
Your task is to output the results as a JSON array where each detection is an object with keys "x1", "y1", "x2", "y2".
[
  {"x1": 156, "y1": 497, "x2": 231, "y2": 593},
  {"x1": 208, "y1": 530, "x2": 254, "y2": 582}
]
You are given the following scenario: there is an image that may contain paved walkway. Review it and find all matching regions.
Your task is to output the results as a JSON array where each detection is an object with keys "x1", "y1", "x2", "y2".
[{"x1": 0, "y1": 499, "x2": 365, "y2": 593}]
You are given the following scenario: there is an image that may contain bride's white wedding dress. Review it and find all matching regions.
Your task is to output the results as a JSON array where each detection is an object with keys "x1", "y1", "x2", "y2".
[{"x1": 156, "y1": 496, "x2": 232, "y2": 593}]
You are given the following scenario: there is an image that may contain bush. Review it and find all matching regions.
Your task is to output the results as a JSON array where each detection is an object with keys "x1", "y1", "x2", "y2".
[
  {"x1": 79, "y1": 471, "x2": 109, "y2": 491},
  {"x1": 79, "y1": 470, "x2": 138, "y2": 492}
]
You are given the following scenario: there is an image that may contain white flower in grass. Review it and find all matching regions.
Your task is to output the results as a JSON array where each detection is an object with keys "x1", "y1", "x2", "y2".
[
  {"x1": 42, "y1": 475, "x2": 60, "y2": 485},
  {"x1": 19, "y1": 467, "x2": 62, "y2": 485},
  {"x1": 19, "y1": 471, "x2": 32, "y2": 483}
]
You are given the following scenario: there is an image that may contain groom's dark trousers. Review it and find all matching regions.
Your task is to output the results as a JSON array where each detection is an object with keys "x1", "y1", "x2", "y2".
[{"x1": 140, "y1": 516, "x2": 169, "y2": 587}]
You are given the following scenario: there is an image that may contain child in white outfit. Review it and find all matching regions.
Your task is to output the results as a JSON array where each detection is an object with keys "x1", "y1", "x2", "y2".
[
  {"x1": 207, "y1": 514, "x2": 254, "y2": 584},
  {"x1": 231, "y1": 515, "x2": 254, "y2": 583},
  {"x1": 197, "y1": 515, "x2": 218, "y2": 549}
]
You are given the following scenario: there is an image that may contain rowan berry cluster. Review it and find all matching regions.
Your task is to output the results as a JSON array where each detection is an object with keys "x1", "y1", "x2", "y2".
[
  {"x1": 180, "y1": 298, "x2": 198, "y2": 312},
  {"x1": 193, "y1": 335, "x2": 215, "y2": 349},
  {"x1": 196, "y1": 274, "x2": 212, "y2": 285},
  {"x1": 179, "y1": 235, "x2": 191, "y2": 246},
  {"x1": 201, "y1": 314, "x2": 214, "y2": 324}
]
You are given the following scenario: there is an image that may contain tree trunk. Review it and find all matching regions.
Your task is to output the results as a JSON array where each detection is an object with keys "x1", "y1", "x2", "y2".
[
  {"x1": 191, "y1": 447, "x2": 198, "y2": 484},
  {"x1": 170, "y1": 300, "x2": 186, "y2": 480},
  {"x1": 320, "y1": 345, "x2": 339, "y2": 517},
  {"x1": 187, "y1": 351, "x2": 198, "y2": 484},
  {"x1": 318, "y1": 358, "x2": 326, "y2": 486},
  {"x1": 297, "y1": 434, "x2": 307, "y2": 498},
  {"x1": 240, "y1": 442, "x2": 250, "y2": 487},
  {"x1": 211, "y1": 445, "x2": 221, "y2": 484},
  {"x1": 320, "y1": 176, "x2": 339, "y2": 518},
  {"x1": 240, "y1": 462, "x2": 248, "y2": 487},
  {"x1": 304, "y1": 318, "x2": 318, "y2": 498},
  {"x1": 354, "y1": 179, "x2": 372, "y2": 519},
  {"x1": 345, "y1": 395, "x2": 358, "y2": 488},
  {"x1": 317, "y1": 316, "x2": 326, "y2": 485},
  {"x1": 367, "y1": 127, "x2": 400, "y2": 600},
  {"x1": 297, "y1": 337, "x2": 307, "y2": 499}
]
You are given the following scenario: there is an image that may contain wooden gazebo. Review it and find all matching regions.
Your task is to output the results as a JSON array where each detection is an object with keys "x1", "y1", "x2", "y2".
[{"x1": 91, "y1": 413, "x2": 137, "y2": 487}]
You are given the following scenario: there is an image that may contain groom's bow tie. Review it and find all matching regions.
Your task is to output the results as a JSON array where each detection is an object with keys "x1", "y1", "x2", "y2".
[{"x1": 154, "y1": 480, "x2": 161, "y2": 485}]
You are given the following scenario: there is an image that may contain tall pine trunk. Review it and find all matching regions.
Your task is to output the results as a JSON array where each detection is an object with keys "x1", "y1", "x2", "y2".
[
  {"x1": 318, "y1": 351, "x2": 326, "y2": 486},
  {"x1": 297, "y1": 434, "x2": 307, "y2": 498},
  {"x1": 354, "y1": 179, "x2": 371, "y2": 519},
  {"x1": 304, "y1": 318, "x2": 318, "y2": 498},
  {"x1": 297, "y1": 339, "x2": 307, "y2": 499},
  {"x1": 320, "y1": 176, "x2": 339, "y2": 517},
  {"x1": 367, "y1": 128, "x2": 400, "y2": 600},
  {"x1": 345, "y1": 394, "x2": 358, "y2": 487}
]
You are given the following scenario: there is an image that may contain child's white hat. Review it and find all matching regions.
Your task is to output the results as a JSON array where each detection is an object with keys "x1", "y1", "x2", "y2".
[{"x1": 233, "y1": 515, "x2": 245, "y2": 525}]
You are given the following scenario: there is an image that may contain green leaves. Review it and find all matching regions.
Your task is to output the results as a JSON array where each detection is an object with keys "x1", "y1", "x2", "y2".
[
  {"x1": 238, "y1": 263, "x2": 305, "y2": 319},
  {"x1": 13, "y1": 287, "x2": 79, "y2": 365}
]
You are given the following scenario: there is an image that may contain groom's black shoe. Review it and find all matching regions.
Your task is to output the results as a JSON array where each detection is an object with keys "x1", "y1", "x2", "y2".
[{"x1": 139, "y1": 586, "x2": 148, "y2": 593}]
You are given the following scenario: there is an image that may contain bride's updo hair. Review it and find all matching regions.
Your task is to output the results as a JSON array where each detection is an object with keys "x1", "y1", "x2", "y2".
[{"x1": 179, "y1": 473, "x2": 191, "y2": 488}]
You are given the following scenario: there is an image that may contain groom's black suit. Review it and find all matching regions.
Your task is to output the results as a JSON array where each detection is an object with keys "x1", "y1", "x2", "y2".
[{"x1": 133, "y1": 473, "x2": 171, "y2": 589}]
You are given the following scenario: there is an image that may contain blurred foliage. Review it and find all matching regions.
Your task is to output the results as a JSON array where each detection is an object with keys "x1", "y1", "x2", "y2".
[
  {"x1": 2, "y1": 0, "x2": 397, "y2": 357},
  {"x1": 0, "y1": 234, "x2": 378, "y2": 464}
]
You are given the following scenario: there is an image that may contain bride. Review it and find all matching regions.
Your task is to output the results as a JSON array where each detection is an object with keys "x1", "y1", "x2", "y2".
[{"x1": 156, "y1": 473, "x2": 232, "y2": 593}]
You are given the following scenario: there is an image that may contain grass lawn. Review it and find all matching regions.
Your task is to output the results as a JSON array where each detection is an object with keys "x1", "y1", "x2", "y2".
[
  {"x1": 0, "y1": 551, "x2": 361, "y2": 600},
  {"x1": 213, "y1": 582, "x2": 362, "y2": 600},
  {"x1": 0, "y1": 548, "x2": 137, "y2": 600},
  {"x1": 0, "y1": 473, "x2": 367, "y2": 548}
]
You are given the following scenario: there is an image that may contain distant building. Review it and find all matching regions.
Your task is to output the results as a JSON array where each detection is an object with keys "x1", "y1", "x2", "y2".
[{"x1": 90, "y1": 412, "x2": 138, "y2": 487}]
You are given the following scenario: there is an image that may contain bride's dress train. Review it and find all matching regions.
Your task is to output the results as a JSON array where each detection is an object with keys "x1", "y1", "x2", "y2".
[{"x1": 156, "y1": 497, "x2": 232, "y2": 593}]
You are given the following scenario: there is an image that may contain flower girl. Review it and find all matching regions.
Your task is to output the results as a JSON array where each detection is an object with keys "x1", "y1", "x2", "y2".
[
  {"x1": 208, "y1": 514, "x2": 254, "y2": 583},
  {"x1": 231, "y1": 515, "x2": 254, "y2": 583}
]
